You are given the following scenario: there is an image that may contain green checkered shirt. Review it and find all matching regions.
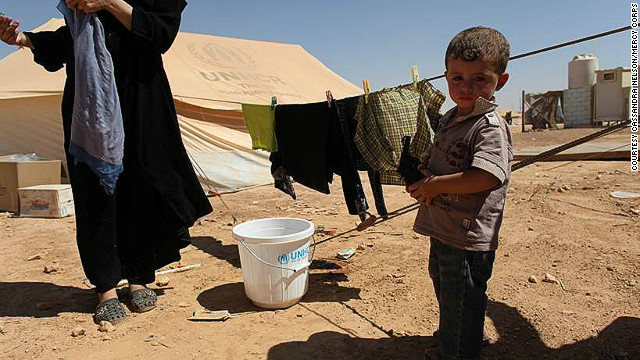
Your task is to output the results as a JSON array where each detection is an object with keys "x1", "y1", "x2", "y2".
[{"x1": 354, "y1": 80, "x2": 445, "y2": 185}]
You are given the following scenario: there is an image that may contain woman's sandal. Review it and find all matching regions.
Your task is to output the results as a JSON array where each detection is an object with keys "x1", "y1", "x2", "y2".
[
  {"x1": 482, "y1": 335, "x2": 492, "y2": 346},
  {"x1": 94, "y1": 298, "x2": 126, "y2": 324},
  {"x1": 130, "y1": 288, "x2": 157, "y2": 313}
]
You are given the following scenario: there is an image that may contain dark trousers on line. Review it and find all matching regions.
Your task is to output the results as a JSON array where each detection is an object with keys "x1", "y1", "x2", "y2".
[{"x1": 428, "y1": 238, "x2": 495, "y2": 360}]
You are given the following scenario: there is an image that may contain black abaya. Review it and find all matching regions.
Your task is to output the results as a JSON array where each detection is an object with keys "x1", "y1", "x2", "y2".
[{"x1": 25, "y1": 0, "x2": 212, "y2": 292}]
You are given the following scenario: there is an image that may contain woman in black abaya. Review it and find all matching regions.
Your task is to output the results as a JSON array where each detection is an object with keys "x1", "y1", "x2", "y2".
[{"x1": 0, "y1": 0, "x2": 212, "y2": 323}]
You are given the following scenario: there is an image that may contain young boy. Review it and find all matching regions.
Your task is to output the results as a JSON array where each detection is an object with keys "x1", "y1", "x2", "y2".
[{"x1": 407, "y1": 26, "x2": 513, "y2": 360}]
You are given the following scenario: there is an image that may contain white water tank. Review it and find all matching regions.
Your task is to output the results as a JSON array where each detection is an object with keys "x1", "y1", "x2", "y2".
[{"x1": 568, "y1": 54, "x2": 599, "y2": 89}]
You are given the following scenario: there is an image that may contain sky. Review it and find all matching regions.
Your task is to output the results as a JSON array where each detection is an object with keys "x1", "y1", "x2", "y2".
[{"x1": 0, "y1": 0, "x2": 631, "y2": 111}]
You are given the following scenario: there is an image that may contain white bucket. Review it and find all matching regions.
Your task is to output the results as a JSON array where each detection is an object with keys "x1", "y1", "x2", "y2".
[{"x1": 232, "y1": 217, "x2": 315, "y2": 309}]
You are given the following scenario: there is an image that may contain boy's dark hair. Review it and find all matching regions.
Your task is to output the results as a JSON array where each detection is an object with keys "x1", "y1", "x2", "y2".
[{"x1": 445, "y1": 26, "x2": 510, "y2": 74}]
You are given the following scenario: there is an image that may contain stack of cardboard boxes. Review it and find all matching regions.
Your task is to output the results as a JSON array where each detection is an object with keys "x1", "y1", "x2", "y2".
[{"x1": 0, "y1": 155, "x2": 74, "y2": 218}]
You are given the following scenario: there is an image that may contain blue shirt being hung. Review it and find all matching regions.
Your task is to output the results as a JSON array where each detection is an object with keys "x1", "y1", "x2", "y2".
[{"x1": 57, "y1": 0, "x2": 124, "y2": 195}]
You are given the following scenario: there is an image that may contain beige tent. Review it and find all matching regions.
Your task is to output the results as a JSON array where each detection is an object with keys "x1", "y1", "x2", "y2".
[{"x1": 0, "y1": 18, "x2": 363, "y2": 193}]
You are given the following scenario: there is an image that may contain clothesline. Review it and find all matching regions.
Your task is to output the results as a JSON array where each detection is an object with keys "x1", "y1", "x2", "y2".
[
  {"x1": 174, "y1": 25, "x2": 631, "y2": 106},
  {"x1": 189, "y1": 24, "x2": 631, "y2": 226},
  {"x1": 314, "y1": 120, "x2": 631, "y2": 246}
]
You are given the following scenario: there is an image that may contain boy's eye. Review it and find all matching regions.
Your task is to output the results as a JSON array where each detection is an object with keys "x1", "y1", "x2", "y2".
[
  {"x1": 452, "y1": 75, "x2": 463, "y2": 81},
  {"x1": 474, "y1": 76, "x2": 486, "y2": 82}
]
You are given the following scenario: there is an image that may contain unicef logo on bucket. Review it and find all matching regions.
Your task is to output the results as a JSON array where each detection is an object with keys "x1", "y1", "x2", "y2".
[{"x1": 277, "y1": 246, "x2": 310, "y2": 265}]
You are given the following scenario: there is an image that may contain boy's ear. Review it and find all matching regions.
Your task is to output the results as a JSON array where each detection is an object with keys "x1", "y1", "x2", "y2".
[{"x1": 495, "y1": 72, "x2": 509, "y2": 91}]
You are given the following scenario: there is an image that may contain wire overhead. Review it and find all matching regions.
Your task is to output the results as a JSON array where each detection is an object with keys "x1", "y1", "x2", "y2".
[{"x1": 426, "y1": 25, "x2": 631, "y2": 81}]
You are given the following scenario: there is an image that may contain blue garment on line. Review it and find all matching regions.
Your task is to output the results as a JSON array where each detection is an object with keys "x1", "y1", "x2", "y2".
[{"x1": 58, "y1": 1, "x2": 124, "y2": 195}]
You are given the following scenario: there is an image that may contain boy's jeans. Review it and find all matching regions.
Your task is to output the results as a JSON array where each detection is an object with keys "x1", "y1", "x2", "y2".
[{"x1": 428, "y1": 238, "x2": 495, "y2": 360}]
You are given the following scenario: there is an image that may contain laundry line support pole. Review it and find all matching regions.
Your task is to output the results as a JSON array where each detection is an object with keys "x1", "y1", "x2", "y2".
[{"x1": 521, "y1": 90, "x2": 526, "y2": 133}]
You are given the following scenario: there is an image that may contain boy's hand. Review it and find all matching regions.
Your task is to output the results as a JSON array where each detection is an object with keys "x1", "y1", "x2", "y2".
[
  {"x1": 407, "y1": 168, "x2": 502, "y2": 205},
  {"x1": 407, "y1": 173, "x2": 439, "y2": 205},
  {"x1": 417, "y1": 164, "x2": 432, "y2": 178}
]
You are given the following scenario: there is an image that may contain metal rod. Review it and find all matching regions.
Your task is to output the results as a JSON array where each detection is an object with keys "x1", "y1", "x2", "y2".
[
  {"x1": 511, "y1": 120, "x2": 631, "y2": 171},
  {"x1": 314, "y1": 121, "x2": 631, "y2": 247}
]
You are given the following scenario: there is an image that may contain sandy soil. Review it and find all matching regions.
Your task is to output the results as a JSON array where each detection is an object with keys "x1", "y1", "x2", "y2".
[{"x1": 1, "y1": 127, "x2": 639, "y2": 360}]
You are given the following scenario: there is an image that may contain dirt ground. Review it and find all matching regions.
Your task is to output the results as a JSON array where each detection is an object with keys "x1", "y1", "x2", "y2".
[{"x1": 1, "y1": 126, "x2": 638, "y2": 360}]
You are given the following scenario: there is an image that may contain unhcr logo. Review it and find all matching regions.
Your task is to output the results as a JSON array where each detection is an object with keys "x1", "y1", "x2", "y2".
[
  {"x1": 188, "y1": 42, "x2": 256, "y2": 69},
  {"x1": 189, "y1": 42, "x2": 288, "y2": 86},
  {"x1": 277, "y1": 246, "x2": 310, "y2": 265}
]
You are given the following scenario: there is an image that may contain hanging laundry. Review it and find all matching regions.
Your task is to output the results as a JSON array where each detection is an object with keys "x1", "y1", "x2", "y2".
[
  {"x1": 334, "y1": 96, "x2": 388, "y2": 218},
  {"x1": 269, "y1": 152, "x2": 296, "y2": 200},
  {"x1": 274, "y1": 102, "x2": 333, "y2": 194},
  {"x1": 58, "y1": 1, "x2": 124, "y2": 195},
  {"x1": 273, "y1": 99, "x2": 370, "y2": 218},
  {"x1": 331, "y1": 97, "x2": 368, "y2": 219},
  {"x1": 354, "y1": 80, "x2": 445, "y2": 185},
  {"x1": 398, "y1": 135, "x2": 425, "y2": 185},
  {"x1": 241, "y1": 103, "x2": 278, "y2": 152}
]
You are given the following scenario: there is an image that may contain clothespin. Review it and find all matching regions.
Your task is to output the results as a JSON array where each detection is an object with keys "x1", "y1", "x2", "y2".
[
  {"x1": 411, "y1": 66, "x2": 419, "y2": 86},
  {"x1": 363, "y1": 79, "x2": 371, "y2": 104},
  {"x1": 326, "y1": 90, "x2": 333, "y2": 108},
  {"x1": 270, "y1": 95, "x2": 277, "y2": 109}
]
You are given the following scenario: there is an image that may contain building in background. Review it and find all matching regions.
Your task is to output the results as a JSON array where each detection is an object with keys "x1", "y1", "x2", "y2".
[
  {"x1": 563, "y1": 54, "x2": 599, "y2": 127},
  {"x1": 594, "y1": 67, "x2": 631, "y2": 124},
  {"x1": 524, "y1": 91, "x2": 564, "y2": 130}
]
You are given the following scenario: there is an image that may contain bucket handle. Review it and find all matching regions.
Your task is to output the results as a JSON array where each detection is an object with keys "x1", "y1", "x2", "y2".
[{"x1": 237, "y1": 235, "x2": 316, "y2": 273}]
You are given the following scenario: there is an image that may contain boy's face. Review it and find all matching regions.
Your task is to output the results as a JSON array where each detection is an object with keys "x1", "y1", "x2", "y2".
[{"x1": 445, "y1": 56, "x2": 509, "y2": 116}]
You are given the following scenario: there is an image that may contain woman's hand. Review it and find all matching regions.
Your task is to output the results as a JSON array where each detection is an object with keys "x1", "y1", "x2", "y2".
[
  {"x1": 66, "y1": 0, "x2": 114, "y2": 13},
  {"x1": 0, "y1": 15, "x2": 26, "y2": 46},
  {"x1": 66, "y1": 0, "x2": 132, "y2": 30}
]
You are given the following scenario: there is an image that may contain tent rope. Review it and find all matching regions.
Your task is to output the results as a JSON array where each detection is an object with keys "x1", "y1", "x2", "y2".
[{"x1": 187, "y1": 151, "x2": 238, "y2": 224}]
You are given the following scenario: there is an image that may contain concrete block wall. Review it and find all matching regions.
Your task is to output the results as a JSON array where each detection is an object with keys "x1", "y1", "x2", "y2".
[{"x1": 563, "y1": 88, "x2": 592, "y2": 127}]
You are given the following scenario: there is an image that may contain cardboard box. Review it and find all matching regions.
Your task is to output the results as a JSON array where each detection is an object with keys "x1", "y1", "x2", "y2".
[
  {"x1": 19, "y1": 184, "x2": 74, "y2": 218},
  {"x1": 0, "y1": 158, "x2": 61, "y2": 213}
]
